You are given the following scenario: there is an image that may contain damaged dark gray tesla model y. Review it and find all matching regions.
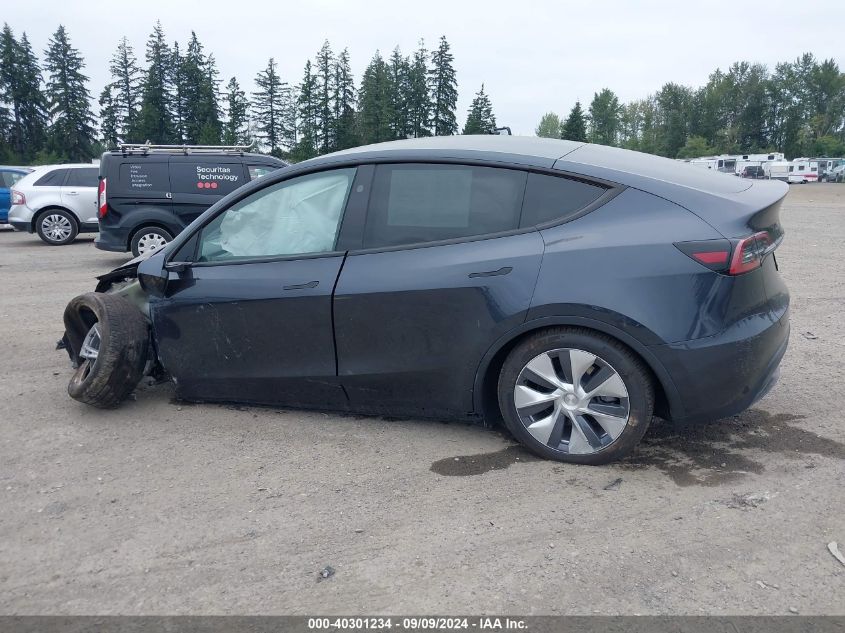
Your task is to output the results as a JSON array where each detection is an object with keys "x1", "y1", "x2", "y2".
[{"x1": 60, "y1": 136, "x2": 790, "y2": 464}]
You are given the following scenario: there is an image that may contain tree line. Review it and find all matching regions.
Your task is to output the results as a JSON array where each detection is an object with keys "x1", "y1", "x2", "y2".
[
  {"x1": 0, "y1": 22, "x2": 499, "y2": 164},
  {"x1": 537, "y1": 55, "x2": 845, "y2": 159}
]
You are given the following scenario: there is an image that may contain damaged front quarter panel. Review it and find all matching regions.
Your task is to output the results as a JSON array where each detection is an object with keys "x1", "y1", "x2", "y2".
[{"x1": 59, "y1": 253, "x2": 154, "y2": 364}]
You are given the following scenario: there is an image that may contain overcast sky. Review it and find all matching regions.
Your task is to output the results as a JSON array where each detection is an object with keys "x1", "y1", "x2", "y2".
[{"x1": 6, "y1": 0, "x2": 843, "y2": 135}]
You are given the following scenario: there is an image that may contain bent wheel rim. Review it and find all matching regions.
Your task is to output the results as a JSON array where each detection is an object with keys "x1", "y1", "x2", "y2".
[
  {"x1": 514, "y1": 348, "x2": 630, "y2": 455},
  {"x1": 42, "y1": 214, "x2": 72, "y2": 242},
  {"x1": 79, "y1": 323, "x2": 101, "y2": 362},
  {"x1": 136, "y1": 232, "x2": 169, "y2": 255}
]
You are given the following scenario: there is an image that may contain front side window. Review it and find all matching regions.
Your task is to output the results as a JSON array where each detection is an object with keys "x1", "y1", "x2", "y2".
[
  {"x1": 197, "y1": 168, "x2": 355, "y2": 262},
  {"x1": 363, "y1": 164, "x2": 526, "y2": 249},
  {"x1": 248, "y1": 165, "x2": 277, "y2": 180}
]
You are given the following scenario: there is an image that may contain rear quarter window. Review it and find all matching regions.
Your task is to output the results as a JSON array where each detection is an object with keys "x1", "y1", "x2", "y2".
[
  {"x1": 33, "y1": 169, "x2": 68, "y2": 187},
  {"x1": 171, "y1": 162, "x2": 246, "y2": 194},
  {"x1": 520, "y1": 173, "x2": 607, "y2": 227}
]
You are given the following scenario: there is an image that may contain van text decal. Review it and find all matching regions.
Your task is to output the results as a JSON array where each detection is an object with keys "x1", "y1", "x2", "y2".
[{"x1": 195, "y1": 165, "x2": 240, "y2": 189}]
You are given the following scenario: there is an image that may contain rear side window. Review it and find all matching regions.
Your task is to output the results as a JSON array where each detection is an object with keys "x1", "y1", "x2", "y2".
[
  {"x1": 118, "y1": 162, "x2": 170, "y2": 195},
  {"x1": 171, "y1": 162, "x2": 246, "y2": 194},
  {"x1": 1, "y1": 170, "x2": 26, "y2": 187},
  {"x1": 363, "y1": 164, "x2": 527, "y2": 248},
  {"x1": 520, "y1": 173, "x2": 607, "y2": 227},
  {"x1": 34, "y1": 169, "x2": 68, "y2": 187},
  {"x1": 64, "y1": 168, "x2": 99, "y2": 187}
]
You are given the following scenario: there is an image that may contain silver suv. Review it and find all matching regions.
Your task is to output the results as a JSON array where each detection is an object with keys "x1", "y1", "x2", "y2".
[{"x1": 9, "y1": 164, "x2": 99, "y2": 245}]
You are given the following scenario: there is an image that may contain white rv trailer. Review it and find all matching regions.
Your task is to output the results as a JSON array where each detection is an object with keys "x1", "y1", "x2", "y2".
[
  {"x1": 788, "y1": 159, "x2": 820, "y2": 183},
  {"x1": 763, "y1": 161, "x2": 790, "y2": 182},
  {"x1": 689, "y1": 156, "x2": 737, "y2": 173}
]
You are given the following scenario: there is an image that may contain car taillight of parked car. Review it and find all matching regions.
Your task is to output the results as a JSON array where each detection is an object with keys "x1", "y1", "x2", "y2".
[
  {"x1": 98, "y1": 178, "x2": 107, "y2": 218},
  {"x1": 676, "y1": 229, "x2": 781, "y2": 276},
  {"x1": 11, "y1": 189, "x2": 25, "y2": 205}
]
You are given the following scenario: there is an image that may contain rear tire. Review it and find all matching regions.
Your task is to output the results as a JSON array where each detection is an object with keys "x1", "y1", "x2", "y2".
[
  {"x1": 130, "y1": 226, "x2": 173, "y2": 257},
  {"x1": 64, "y1": 292, "x2": 149, "y2": 408},
  {"x1": 497, "y1": 327, "x2": 654, "y2": 465},
  {"x1": 36, "y1": 209, "x2": 78, "y2": 246}
]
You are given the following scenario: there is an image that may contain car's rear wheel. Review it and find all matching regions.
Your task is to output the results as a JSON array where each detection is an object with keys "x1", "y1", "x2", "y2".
[
  {"x1": 36, "y1": 209, "x2": 78, "y2": 246},
  {"x1": 131, "y1": 226, "x2": 173, "y2": 257},
  {"x1": 64, "y1": 292, "x2": 149, "y2": 408},
  {"x1": 497, "y1": 328, "x2": 654, "y2": 465}
]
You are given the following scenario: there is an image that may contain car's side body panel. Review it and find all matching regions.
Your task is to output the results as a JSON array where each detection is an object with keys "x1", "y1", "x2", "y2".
[
  {"x1": 334, "y1": 231, "x2": 545, "y2": 416},
  {"x1": 119, "y1": 137, "x2": 790, "y2": 428},
  {"x1": 151, "y1": 254, "x2": 348, "y2": 408}
]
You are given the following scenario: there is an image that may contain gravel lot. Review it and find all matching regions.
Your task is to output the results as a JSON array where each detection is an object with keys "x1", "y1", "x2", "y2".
[{"x1": 1, "y1": 183, "x2": 843, "y2": 615}]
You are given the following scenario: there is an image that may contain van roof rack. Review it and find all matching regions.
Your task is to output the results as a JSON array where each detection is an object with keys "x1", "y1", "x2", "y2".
[{"x1": 116, "y1": 142, "x2": 254, "y2": 155}]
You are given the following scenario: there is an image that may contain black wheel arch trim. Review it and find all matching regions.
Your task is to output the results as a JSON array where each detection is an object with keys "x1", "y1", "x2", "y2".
[{"x1": 472, "y1": 314, "x2": 685, "y2": 421}]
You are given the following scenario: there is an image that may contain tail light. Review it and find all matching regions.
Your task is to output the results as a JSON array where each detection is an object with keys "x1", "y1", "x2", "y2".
[
  {"x1": 11, "y1": 189, "x2": 25, "y2": 205},
  {"x1": 97, "y1": 178, "x2": 107, "y2": 218},
  {"x1": 676, "y1": 229, "x2": 783, "y2": 276}
]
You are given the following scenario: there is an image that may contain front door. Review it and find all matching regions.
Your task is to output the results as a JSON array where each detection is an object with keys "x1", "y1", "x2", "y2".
[{"x1": 151, "y1": 167, "x2": 358, "y2": 407}]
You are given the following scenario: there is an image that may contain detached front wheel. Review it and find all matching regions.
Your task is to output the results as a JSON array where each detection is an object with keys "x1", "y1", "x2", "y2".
[{"x1": 63, "y1": 292, "x2": 149, "y2": 408}]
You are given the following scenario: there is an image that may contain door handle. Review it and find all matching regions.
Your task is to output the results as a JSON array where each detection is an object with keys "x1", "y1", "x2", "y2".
[
  {"x1": 283, "y1": 280, "x2": 319, "y2": 290},
  {"x1": 66, "y1": 191, "x2": 79, "y2": 196},
  {"x1": 468, "y1": 266, "x2": 513, "y2": 278}
]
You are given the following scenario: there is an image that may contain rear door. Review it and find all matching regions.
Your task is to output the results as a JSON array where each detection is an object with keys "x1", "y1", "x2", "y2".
[
  {"x1": 108, "y1": 156, "x2": 172, "y2": 224},
  {"x1": 168, "y1": 156, "x2": 248, "y2": 227},
  {"x1": 333, "y1": 162, "x2": 545, "y2": 417},
  {"x1": 61, "y1": 167, "x2": 99, "y2": 225}
]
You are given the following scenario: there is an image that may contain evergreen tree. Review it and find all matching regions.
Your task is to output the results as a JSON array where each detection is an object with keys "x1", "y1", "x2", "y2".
[
  {"x1": 428, "y1": 36, "x2": 458, "y2": 136},
  {"x1": 387, "y1": 47, "x2": 409, "y2": 139},
  {"x1": 535, "y1": 112, "x2": 561, "y2": 138},
  {"x1": 333, "y1": 48, "x2": 358, "y2": 150},
  {"x1": 587, "y1": 89, "x2": 621, "y2": 146},
  {"x1": 108, "y1": 36, "x2": 142, "y2": 140},
  {"x1": 561, "y1": 101, "x2": 588, "y2": 141},
  {"x1": 462, "y1": 84, "x2": 496, "y2": 134},
  {"x1": 315, "y1": 40, "x2": 335, "y2": 153},
  {"x1": 252, "y1": 57, "x2": 292, "y2": 156},
  {"x1": 407, "y1": 40, "x2": 431, "y2": 137},
  {"x1": 293, "y1": 59, "x2": 319, "y2": 160},
  {"x1": 0, "y1": 25, "x2": 48, "y2": 161},
  {"x1": 357, "y1": 51, "x2": 392, "y2": 144},
  {"x1": 181, "y1": 32, "x2": 221, "y2": 144},
  {"x1": 222, "y1": 76, "x2": 250, "y2": 146},
  {"x1": 98, "y1": 84, "x2": 120, "y2": 148},
  {"x1": 135, "y1": 22, "x2": 173, "y2": 143},
  {"x1": 43, "y1": 25, "x2": 96, "y2": 161}
]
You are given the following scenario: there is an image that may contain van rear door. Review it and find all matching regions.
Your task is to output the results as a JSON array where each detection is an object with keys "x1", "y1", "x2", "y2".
[
  {"x1": 107, "y1": 156, "x2": 172, "y2": 225},
  {"x1": 168, "y1": 156, "x2": 248, "y2": 227}
]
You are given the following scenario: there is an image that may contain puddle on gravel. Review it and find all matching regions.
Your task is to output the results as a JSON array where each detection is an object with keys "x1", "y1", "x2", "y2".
[
  {"x1": 619, "y1": 408, "x2": 845, "y2": 486},
  {"x1": 430, "y1": 445, "x2": 539, "y2": 476},
  {"x1": 430, "y1": 409, "x2": 845, "y2": 485}
]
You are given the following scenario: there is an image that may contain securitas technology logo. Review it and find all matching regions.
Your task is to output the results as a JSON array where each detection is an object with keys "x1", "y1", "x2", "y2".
[{"x1": 195, "y1": 165, "x2": 239, "y2": 189}]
